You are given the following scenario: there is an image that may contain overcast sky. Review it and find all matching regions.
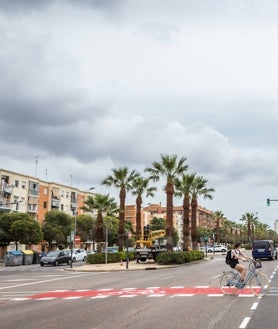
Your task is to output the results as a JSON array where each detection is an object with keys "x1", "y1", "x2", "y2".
[{"x1": 1, "y1": 0, "x2": 278, "y2": 229}]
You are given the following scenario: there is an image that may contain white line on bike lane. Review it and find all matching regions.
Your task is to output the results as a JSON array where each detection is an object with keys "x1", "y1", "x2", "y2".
[{"x1": 239, "y1": 317, "x2": 250, "y2": 329}]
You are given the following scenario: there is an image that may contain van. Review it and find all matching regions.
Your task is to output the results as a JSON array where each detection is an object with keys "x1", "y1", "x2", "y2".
[{"x1": 252, "y1": 240, "x2": 277, "y2": 260}]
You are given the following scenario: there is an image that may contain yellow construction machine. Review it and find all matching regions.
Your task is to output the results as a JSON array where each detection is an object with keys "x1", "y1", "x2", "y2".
[{"x1": 135, "y1": 229, "x2": 167, "y2": 262}]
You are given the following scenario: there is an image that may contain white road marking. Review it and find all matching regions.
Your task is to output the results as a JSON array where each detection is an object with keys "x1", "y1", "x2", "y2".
[
  {"x1": 239, "y1": 317, "x2": 250, "y2": 329},
  {"x1": 251, "y1": 302, "x2": 258, "y2": 310},
  {"x1": 0, "y1": 273, "x2": 95, "y2": 290}
]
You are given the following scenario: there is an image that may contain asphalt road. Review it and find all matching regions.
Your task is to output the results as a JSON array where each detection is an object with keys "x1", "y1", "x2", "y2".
[{"x1": 0, "y1": 253, "x2": 277, "y2": 329}]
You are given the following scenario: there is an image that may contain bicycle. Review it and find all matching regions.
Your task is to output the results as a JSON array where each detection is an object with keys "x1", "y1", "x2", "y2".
[{"x1": 219, "y1": 259, "x2": 271, "y2": 297}]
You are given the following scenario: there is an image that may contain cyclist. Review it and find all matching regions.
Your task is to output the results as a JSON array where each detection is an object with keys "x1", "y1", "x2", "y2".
[{"x1": 229, "y1": 242, "x2": 252, "y2": 284}]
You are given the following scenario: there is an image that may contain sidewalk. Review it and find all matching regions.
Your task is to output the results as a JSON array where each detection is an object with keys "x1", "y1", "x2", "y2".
[{"x1": 65, "y1": 260, "x2": 179, "y2": 272}]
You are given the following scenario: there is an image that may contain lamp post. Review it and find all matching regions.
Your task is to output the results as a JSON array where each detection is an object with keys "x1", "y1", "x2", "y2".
[
  {"x1": 126, "y1": 231, "x2": 132, "y2": 269},
  {"x1": 105, "y1": 224, "x2": 108, "y2": 264},
  {"x1": 74, "y1": 211, "x2": 77, "y2": 248}
]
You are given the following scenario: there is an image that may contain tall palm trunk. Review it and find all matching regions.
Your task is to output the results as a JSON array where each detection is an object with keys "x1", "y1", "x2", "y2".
[
  {"x1": 183, "y1": 195, "x2": 190, "y2": 251},
  {"x1": 247, "y1": 219, "x2": 251, "y2": 242},
  {"x1": 135, "y1": 195, "x2": 142, "y2": 240},
  {"x1": 96, "y1": 211, "x2": 104, "y2": 253},
  {"x1": 166, "y1": 181, "x2": 174, "y2": 251},
  {"x1": 191, "y1": 197, "x2": 198, "y2": 250},
  {"x1": 118, "y1": 186, "x2": 126, "y2": 251}
]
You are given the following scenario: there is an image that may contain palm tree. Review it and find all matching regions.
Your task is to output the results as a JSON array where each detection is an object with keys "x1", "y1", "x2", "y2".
[
  {"x1": 131, "y1": 176, "x2": 157, "y2": 241},
  {"x1": 240, "y1": 212, "x2": 258, "y2": 243},
  {"x1": 145, "y1": 154, "x2": 188, "y2": 251},
  {"x1": 174, "y1": 173, "x2": 196, "y2": 251},
  {"x1": 212, "y1": 210, "x2": 226, "y2": 244},
  {"x1": 102, "y1": 167, "x2": 140, "y2": 251},
  {"x1": 82, "y1": 194, "x2": 118, "y2": 252},
  {"x1": 191, "y1": 176, "x2": 214, "y2": 250}
]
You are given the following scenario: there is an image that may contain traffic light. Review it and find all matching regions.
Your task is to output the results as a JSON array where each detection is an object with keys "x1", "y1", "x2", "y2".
[
  {"x1": 204, "y1": 237, "x2": 208, "y2": 242},
  {"x1": 267, "y1": 198, "x2": 270, "y2": 206}
]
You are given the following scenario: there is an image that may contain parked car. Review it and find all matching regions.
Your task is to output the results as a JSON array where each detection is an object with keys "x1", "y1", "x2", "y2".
[
  {"x1": 252, "y1": 240, "x2": 277, "y2": 260},
  {"x1": 40, "y1": 250, "x2": 71, "y2": 266},
  {"x1": 65, "y1": 249, "x2": 87, "y2": 262},
  {"x1": 101, "y1": 247, "x2": 118, "y2": 253},
  {"x1": 86, "y1": 250, "x2": 96, "y2": 255},
  {"x1": 201, "y1": 245, "x2": 227, "y2": 253}
]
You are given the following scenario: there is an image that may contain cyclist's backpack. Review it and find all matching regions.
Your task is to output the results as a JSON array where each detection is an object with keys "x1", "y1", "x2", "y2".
[{"x1": 225, "y1": 250, "x2": 232, "y2": 265}]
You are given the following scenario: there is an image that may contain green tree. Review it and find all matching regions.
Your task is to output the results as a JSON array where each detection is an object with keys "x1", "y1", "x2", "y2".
[
  {"x1": 75, "y1": 214, "x2": 96, "y2": 248},
  {"x1": 43, "y1": 210, "x2": 72, "y2": 249},
  {"x1": 104, "y1": 216, "x2": 119, "y2": 246},
  {"x1": 174, "y1": 173, "x2": 196, "y2": 251},
  {"x1": 0, "y1": 212, "x2": 42, "y2": 250},
  {"x1": 191, "y1": 176, "x2": 214, "y2": 250},
  {"x1": 82, "y1": 193, "x2": 118, "y2": 252},
  {"x1": 145, "y1": 154, "x2": 188, "y2": 251},
  {"x1": 212, "y1": 210, "x2": 226, "y2": 244},
  {"x1": 150, "y1": 217, "x2": 166, "y2": 231},
  {"x1": 102, "y1": 167, "x2": 140, "y2": 251},
  {"x1": 240, "y1": 212, "x2": 258, "y2": 243},
  {"x1": 131, "y1": 176, "x2": 156, "y2": 240}
]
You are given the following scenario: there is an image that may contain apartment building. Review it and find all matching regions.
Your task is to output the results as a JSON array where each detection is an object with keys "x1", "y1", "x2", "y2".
[
  {"x1": 0, "y1": 168, "x2": 94, "y2": 224},
  {"x1": 275, "y1": 219, "x2": 278, "y2": 234},
  {"x1": 125, "y1": 202, "x2": 215, "y2": 248}
]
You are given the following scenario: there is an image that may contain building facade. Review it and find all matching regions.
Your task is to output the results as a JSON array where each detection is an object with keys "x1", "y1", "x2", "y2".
[
  {"x1": 125, "y1": 203, "x2": 215, "y2": 248},
  {"x1": 0, "y1": 168, "x2": 94, "y2": 224}
]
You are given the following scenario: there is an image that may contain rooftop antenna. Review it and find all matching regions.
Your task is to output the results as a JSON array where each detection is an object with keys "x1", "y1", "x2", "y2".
[{"x1": 34, "y1": 156, "x2": 40, "y2": 178}]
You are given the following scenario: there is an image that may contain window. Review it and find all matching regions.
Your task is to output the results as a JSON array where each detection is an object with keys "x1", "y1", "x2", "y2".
[
  {"x1": 29, "y1": 181, "x2": 39, "y2": 190},
  {"x1": 15, "y1": 180, "x2": 19, "y2": 187},
  {"x1": 22, "y1": 181, "x2": 26, "y2": 189},
  {"x1": 44, "y1": 187, "x2": 48, "y2": 195},
  {"x1": 43, "y1": 201, "x2": 47, "y2": 209}
]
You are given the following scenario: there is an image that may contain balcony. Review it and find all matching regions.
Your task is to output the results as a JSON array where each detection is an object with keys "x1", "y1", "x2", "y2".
[{"x1": 51, "y1": 200, "x2": 60, "y2": 208}]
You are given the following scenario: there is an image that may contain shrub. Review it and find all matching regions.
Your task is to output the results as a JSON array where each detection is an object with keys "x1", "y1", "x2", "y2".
[
  {"x1": 156, "y1": 250, "x2": 204, "y2": 265},
  {"x1": 86, "y1": 251, "x2": 136, "y2": 264}
]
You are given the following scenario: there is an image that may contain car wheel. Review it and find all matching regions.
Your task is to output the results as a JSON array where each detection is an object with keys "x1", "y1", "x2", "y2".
[
  {"x1": 83, "y1": 256, "x2": 87, "y2": 262},
  {"x1": 67, "y1": 259, "x2": 71, "y2": 265},
  {"x1": 207, "y1": 250, "x2": 212, "y2": 253},
  {"x1": 72, "y1": 257, "x2": 76, "y2": 263},
  {"x1": 40, "y1": 263, "x2": 44, "y2": 267},
  {"x1": 221, "y1": 249, "x2": 226, "y2": 252},
  {"x1": 54, "y1": 260, "x2": 59, "y2": 266}
]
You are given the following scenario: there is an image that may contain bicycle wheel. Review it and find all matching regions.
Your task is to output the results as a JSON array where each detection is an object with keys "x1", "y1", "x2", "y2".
[
  {"x1": 219, "y1": 272, "x2": 239, "y2": 295},
  {"x1": 249, "y1": 272, "x2": 271, "y2": 297}
]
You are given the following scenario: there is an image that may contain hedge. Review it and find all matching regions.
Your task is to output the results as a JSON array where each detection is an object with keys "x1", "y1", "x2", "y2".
[{"x1": 86, "y1": 250, "x2": 204, "y2": 265}]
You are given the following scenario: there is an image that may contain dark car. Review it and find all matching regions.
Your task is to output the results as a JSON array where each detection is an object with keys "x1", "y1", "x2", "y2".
[
  {"x1": 40, "y1": 250, "x2": 71, "y2": 266},
  {"x1": 252, "y1": 240, "x2": 277, "y2": 260}
]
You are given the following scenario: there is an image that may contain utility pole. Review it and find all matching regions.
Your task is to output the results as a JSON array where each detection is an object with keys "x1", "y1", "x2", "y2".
[{"x1": 34, "y1": 156, "x2": 40, "y2": 177}]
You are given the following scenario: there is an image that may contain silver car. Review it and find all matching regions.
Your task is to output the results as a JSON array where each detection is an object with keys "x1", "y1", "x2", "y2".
[{"x1": 201, "y1": 245, "x2": 227, "y2": 253}]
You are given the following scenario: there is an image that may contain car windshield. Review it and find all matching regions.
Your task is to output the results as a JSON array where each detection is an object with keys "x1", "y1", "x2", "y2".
[
  {"x1": 254, "y1": 242, "x2": 269, "y2": 249},
  {"x1": 46, "y1": 251, "x2": 59, "y2": 257}
]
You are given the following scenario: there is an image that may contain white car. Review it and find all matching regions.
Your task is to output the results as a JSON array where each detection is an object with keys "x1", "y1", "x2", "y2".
[
  {"x1": 65, "y1": 249, "x2": 87, "y2": 262},
  {"x1": 206, "y1": 245, "x2": 227, "y2": 253}
]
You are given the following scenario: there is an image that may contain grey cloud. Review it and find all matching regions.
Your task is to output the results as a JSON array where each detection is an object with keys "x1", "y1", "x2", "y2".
[{"x1": 0, "y1": 0, "x2": 125, "y2": 12}]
